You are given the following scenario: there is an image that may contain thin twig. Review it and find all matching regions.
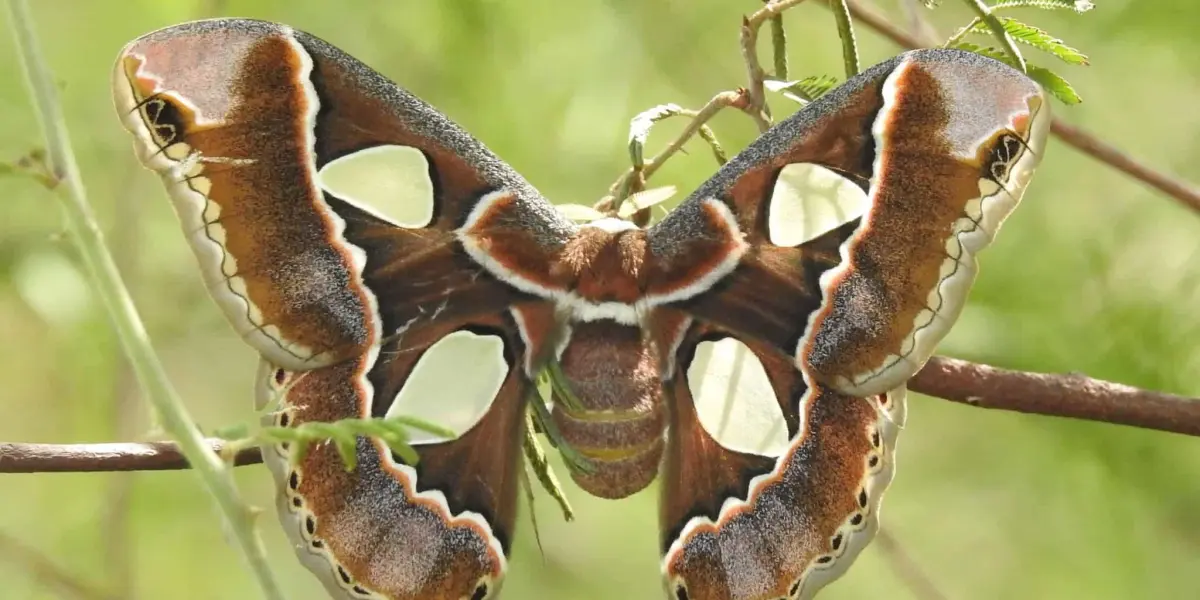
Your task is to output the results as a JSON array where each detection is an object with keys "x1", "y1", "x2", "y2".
[
  {"x1": 873, "y1": 529, "x2": 951, "y2": 600},
  {"x1": 962, "y1": 0, "x2": 1026, "y2": 72},
  {"x1": 836, "y1": 0, "x2": 937, "y2": 47},
  {"x1": 606, "y1": 0, "x2": 816, "y2": 202},
  {"x1": 912, "y1": 357, "x2": 1200, "y2": 437},
  {"x1": 741, "y1": 0, "x2": 815, "y2": 131},
  {"x1": 0, "y1": 531, "x2": 120, "y2": 600},
  {"x1": 943, "y1": 17, "x2": 982, "y2": 48},
  {"x1": 740, "y1": 16, "x2": 774, "y2": 131},
  {"x1": 4, "y1": 355, "x2": 1197, "y2": 474},
  {"x1": 898, "y1": 0, "x2": 941, "y2": 45},
  {"x1": 745, "y1": 0, "x2": 816, "y2": 34},
  {"x1": 614, "y1": 103, "x2": 726, "y2": 210},
  {"x1": 608, "y1": 90, "x2": 745, "y2": 199},
  {"x1": 767, "y1": 3, "x2": 789, "y2": 79},
  {"x1": 1048, "y1": 119, "x2": 1200, "y2": 213},
  {"x1": 639, "y1": 97, "x2": 741, "y2": 174},
  {"x1": 4, "y1": 3, "x2": 284, "y2": 597},
  {"x1": 836, "y1": 0, "x2": 1200, "y2": 214}
]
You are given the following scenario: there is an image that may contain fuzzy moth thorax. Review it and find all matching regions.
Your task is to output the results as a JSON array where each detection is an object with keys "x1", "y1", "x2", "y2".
[{"x1": 551, "y1": 218, "x2": 648, "y2": 304}]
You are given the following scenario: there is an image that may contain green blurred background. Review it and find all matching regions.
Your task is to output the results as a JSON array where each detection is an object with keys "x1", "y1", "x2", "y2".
[{"x1": 1, "y1": 0, "x2": 1198, "y2": 598}]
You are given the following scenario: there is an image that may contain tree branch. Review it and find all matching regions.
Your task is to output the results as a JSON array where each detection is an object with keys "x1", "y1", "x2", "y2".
[
  {"x1": 913, "y1": 357, "x2": 1200, "y2": 437},
  {"x1": 0, "y1": 440, "x2": 263, "y2": 473},
  {"x1": 607, "y1": 90, "x2": 746, "y2": 204},
  {"x1": 740, "y1": 0, "x2": 817, "y2": 132},
  {"x1": 2, "y1": 356, "x2": 1196, "y2": 475},
  {"x1": 834, "y1": 0, "x2": 1200, "y2": 214}
]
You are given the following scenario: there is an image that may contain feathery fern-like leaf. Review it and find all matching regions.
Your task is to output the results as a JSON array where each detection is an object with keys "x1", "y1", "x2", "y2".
[
  {"x1": 952, "y1": 41, "x2": 1018, "y2": 65},
  {"x1": 990, "y1": 0, "x2": 1095, "y2": 13},
  {"x1": 952, "y1": 41, "x2": 1083, "y2": 104},
  {"x1": 764, "y1": 75, "x2": 839, "y2": 105},
  {"x1": 970, "y1": 17, "x2": 1089, "y2": 65},
  {"x1": 1028, "y1": 65, "x2": 1083, "y2": 104}
]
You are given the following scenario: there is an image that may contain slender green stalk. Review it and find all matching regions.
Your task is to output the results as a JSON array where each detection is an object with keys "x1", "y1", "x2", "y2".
[
  {"x1": 829, "y1": 0, "x2": 861, "y2": 76},
  {"x1": 5, "y1": 3, "x2": 285, "y2": 598},
  {"x1": 963, "y1": 0, "x2": 1027, "y2": 72},
  {"x1": 768, "y1": 10, "x2": 789, "y2": 79},
  {"x1": 943, "y1": 18, "x2": 982, "y2": 47}
]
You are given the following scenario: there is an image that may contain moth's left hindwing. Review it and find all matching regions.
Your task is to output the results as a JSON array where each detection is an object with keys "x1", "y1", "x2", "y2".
[
  {"x1": 652, "y1": 49, "x2": 1049, "y2": 599},
  {"x1": 253, "y1": 315, "x2": 531, "y2": 600},
  {"x1": 112, "y1": 18, "x2": 575, "y2": 600}
]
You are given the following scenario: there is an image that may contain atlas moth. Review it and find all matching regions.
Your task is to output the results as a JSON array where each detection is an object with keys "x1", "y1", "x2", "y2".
[{"x1": 112, "y1": 18, "x2": 1049, "y2": 600}]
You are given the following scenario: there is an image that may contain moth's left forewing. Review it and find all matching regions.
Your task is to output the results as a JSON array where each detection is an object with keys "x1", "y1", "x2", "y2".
[
  {"x1": 112, "y1": 21, "x2": 391, "y2": 371},
  {"x1": 112, "y1": 19, "x2": 574, "y2": 373}
]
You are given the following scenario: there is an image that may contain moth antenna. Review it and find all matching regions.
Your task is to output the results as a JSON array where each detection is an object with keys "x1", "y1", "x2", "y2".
[
  {"x1": 126, "y1": 91, "x2": 164, "y2": 114},
  {"x1": 1010, "y1": 129, "x2": 1039, "y2": 158}
]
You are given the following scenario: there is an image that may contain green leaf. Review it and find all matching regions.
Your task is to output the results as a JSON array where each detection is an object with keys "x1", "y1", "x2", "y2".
[
  {"x1": 334, "y1": 435, "x2": 358, "y2": 471},
  {"x1": 990, "y1": 0, "x2": 1095, "y2": 13},
  {"x1": 697, "y1": 126, "x2": 728, "y2": 165},
  {"x1": 384, "y1": 415, "x2": 455, "y2": 440},
  {"x1": 380, "y1": 428, "x2": 420, "y2": 465},
  {"x1": 970, "y1": 17, "x2": 1089, "y2": 65},
  {"x1": 952, "y1": 41, "x2": 1019, "y2": 67},
  {"x1": 211, "y1": 423, "x2": 251, "y2": 440},
  {"x1": 544, "y1": 359, "x2": 585, "y2": 412},
  {"x1": 554, "y1": 203, "x2": 607, "y2": 222},
  {"x1": 1028, "y1": 65, "x2": 1083, "y2": 104},
  {"x1": 289, "y1": 439, "x2": 312, "y2": 467},
  {"x1": 617, "y1": 185, "x2": 677, "y2": 219},
  {"x1": 521, "y1": 410, "x2": 575, "y2": 522},
  {"x1": 526, "y1": 376, "x2": 596, "y2": 476},
  {"x1": 764, "y1": 75, "x2": 839, "y2": 105},
  {"x1": 628, "y1": 103, "x2": 686, "y2": 168}
]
